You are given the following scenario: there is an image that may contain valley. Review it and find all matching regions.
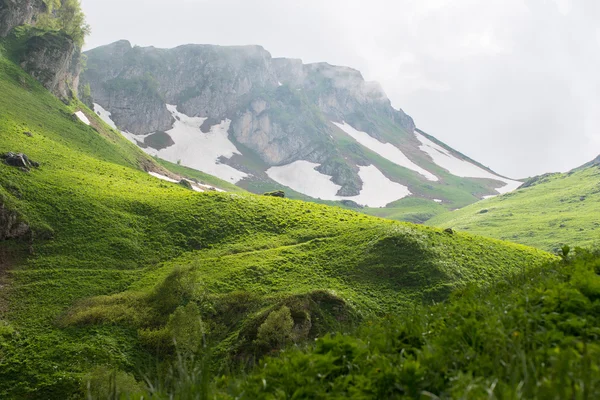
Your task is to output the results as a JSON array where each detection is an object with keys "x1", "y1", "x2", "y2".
[{"x1": 0, "y1": 1, "x2": 599, "y2": 398}]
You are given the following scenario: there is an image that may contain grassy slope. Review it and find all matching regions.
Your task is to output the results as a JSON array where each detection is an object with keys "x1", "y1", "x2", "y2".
[
  {"x1": 428, "y1": 167, "x2": 600, "y2": 251},
  {"x1": 0, "y1": 51, "x2": 556, "y2": 398},
  {"x1": 223, "y1": 249, "x2": 600, "y2": 399}
]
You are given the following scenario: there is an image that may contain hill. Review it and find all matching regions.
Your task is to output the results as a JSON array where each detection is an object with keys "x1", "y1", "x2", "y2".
[
  {"x1": 427, "y1": 163, "x2": 600, "y2": 251},
  {"x1": 0, "y1": 41, "x2": 556, "y2": 398},
  {"x1": 80, "y1": 41, "x2": 520, "y2": 221}
]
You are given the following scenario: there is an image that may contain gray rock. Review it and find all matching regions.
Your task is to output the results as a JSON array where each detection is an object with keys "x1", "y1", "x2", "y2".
[
  {"x1": 178, "y1": 179, "x2": 193, "y2": 190},
  {"x1": 263, "y1": 190, "x2": 285, "y2": 198},
  {"x1": 2, "y1": 152, "x2": 39, "y2": 170},
  {"x1": 80, "y1": 42, "x2": 418, "y2": 196},
  {"x1": 0, "y1": 0, "x2": 44, "y2": 38},
  {"x1": 19, "y1": 30, "x2": 81, "y2": 101},
  {"x1": 0, "y1": 202, "x2": 30, "y2": 240}
]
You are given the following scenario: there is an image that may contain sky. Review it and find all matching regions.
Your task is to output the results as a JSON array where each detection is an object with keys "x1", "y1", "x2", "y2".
[{"x1": 80, "y1": 0, "x2": 600, "y2": 178}]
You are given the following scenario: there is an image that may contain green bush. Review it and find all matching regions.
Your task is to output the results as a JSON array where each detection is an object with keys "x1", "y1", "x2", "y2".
[
  {"x1": 255, "y1": 306, "x2": 294, "y2": 350},
  {"x1": 168, "y1": 303, "x2": 205, "y2": 355},
  {"x1": 37, "y1": 0, "x2": 90, "y2": 46}
]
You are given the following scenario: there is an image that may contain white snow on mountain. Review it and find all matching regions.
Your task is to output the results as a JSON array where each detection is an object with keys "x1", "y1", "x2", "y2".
[
  {"x1": 74, "y1": 111, "x2": 90, "y2": 126},
  {"x1": 93, "y1": 103, "x2": 249, "y2": 183},
  {"x1": 414, "y1": 132, "x2": 521, "y2": 194},
  {"x1": 93, "y1": 103, "x2": 117, "y2": 129},
  {"x1": 332, "y1": 121, "x2": 438, "y2": 182},
  {"x1": 266, "y1": 160, "x2": 410, "y2": 207},
  {"x1": 148, "y1": 171, "x2": 179, "y2": 183}
]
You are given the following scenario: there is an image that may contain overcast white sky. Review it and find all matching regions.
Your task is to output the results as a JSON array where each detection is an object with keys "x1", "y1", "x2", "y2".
[{"x1": 81, "y1": 0, "x2": 600, "y2": 178}]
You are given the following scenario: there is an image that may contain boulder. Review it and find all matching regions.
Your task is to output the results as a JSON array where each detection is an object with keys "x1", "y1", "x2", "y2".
[
  {"x1": 263, "y1": 190, "x2": 285, "y2": 198},
  {"x1": 444, "y1": 228, "x2": 454, "y2": 235},
  {"x1": 178, "y1": 179, "x2": 193, "y2": 190},
  {"x1": 1, "y1": 152, "x2": 39, "y2": 170}
]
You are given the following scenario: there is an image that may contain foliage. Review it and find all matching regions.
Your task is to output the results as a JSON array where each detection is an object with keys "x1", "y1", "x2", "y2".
[
  {"x1": 167, "y1": 303, "x2": 205, "y2": 355},
  {"x1": 0, "y1": 44, "x2": 564, "y2": 398},
  {"x1": 223, "y1": 249, "x2": 600, "y2": 399},
  {"x1": 255, "y1": 306, "x2": 294, "y2": 350},
  {"x1": 37, "y1": 0, "x2": 91, "y2": 46}
]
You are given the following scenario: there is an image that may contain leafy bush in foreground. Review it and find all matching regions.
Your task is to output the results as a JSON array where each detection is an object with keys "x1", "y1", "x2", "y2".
[
  {"x1": 100, "y1": 249, "x2": 600, "y2": 399},
  {"x1": 225, "y1": 249, "x2": 600, "y2": 399}
]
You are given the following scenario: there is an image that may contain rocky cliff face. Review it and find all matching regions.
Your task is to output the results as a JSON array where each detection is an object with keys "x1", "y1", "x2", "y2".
[
  {"x1": 0, "y1": 0, "x2": 83, "y2": 101},
  {"x1": 81, "y1": 41, "x2": 419, "y2": 195},
  {"x1": 82, "y1": 41, "x2": 518, "y2": 205},
  {"x1": 0, "y1": 0, "x2": 44, "y2": 38},
  {"x1": 19, "y1": 30, "x2": 81, "y2": 101}
]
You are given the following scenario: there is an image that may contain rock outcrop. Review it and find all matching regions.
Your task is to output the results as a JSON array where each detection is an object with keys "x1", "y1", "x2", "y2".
[
  {"x1": 1, "y1": 152, "x2": 39, "y2": 171},
  {"x1": 0, "y1": 0, "x2": 44, "y2": 38},
  {"x1": 19, "y1": 30, "x2": 81, "y2": 101},
  {"x1": 81, "y1": 42, "x2": 418, "y2": 195},
  {"x1": 0, "y1": 202, "x2": 30, "y2": 240}
]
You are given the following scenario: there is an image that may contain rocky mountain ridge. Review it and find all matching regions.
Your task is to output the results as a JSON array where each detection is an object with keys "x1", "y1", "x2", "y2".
[{"x1": 82, "y1": 40, "x2": 520, "y2": 211}]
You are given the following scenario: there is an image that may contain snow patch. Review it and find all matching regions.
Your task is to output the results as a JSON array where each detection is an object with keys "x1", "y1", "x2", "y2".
[
  {"x1": 75, "y1": 111, "x2": 90, "y2": 126},
  {"x1": 146, "y1": 105, "x2": 248, "y2": 183},
  {"x1": 414, "y1": 132, "x2": 521, "y2": 194},
  {"x1": 148, "y1": 172, "x2": 179, "y2": 183},
  {"x1": 93, "y1": 103, "x2": 117, "y2": 129},
  {"x1": 266, "y1": 161, "x2": 410, "y2": 208},
  {"x1": 332, "y1": 122, "x2": 438, "y2": 182},
  {"x1": 148, "y1": 172, "x2": 227, "y2": 193}
]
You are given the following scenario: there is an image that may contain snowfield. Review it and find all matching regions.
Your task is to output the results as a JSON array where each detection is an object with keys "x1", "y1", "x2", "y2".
[
  {"x1": 266, "y1": 160, "x2": 411, "y2": 208},
  {"x1": 332, "y1": 122, "x2": 439, "y2": 182},
  {"x1": 93, "y1": 103, "x2": 249, "y2": 183},
  {"x1": 414, "y1": 132, "x2": 521, "y2": 194},
  {"x1": 74, "y1": 111, "x2": 90, "y2": 126}
]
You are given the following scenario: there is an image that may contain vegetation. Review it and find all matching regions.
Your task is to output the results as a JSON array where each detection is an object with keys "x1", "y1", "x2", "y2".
[
  {"x1": 2, "y1": 5, "x2": 600, "y2": 398},
  {"x1": 428, "y1": 166, "x2": 600, "y2": 251},
  {"x1": 37, "y1": 0, "x2": 91, "y2": 46},
  {"x1": 222, "y1": 248, "x2": 600, "y2": 399},
  {"x1": 0, "y1": 50, "x2": 557, "y2": 398}
]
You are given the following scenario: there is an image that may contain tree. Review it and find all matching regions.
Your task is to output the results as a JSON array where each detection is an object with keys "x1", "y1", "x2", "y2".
[
  {"x1": 37, "y1": 0, "x2": 90, "y2": 46},
  {"x1": 256, "y1": 306, "x2": 294, "y2": 349}
]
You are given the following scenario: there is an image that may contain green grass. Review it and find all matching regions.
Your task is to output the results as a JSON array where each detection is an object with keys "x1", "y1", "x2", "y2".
[
  {"x1": 428, "y1": 167, "x2": 600, "y2": 251},
  {"x1": 220, "y1": 248, "x2": 600, "y2": 399},
  {"x1": 0, "y1": 49, "x2": 558, "y2": 398}
]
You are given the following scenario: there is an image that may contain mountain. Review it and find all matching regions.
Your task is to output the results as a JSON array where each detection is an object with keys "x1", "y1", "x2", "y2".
[
  {"x1": 80, "y1": 41, "x2": 520, "y2": 218},
  {"x1": 427, "y1": 159, "x2": 600, "y2": 251},
  {"x1": 0, "y1": 39, "x2": 557, "y2": 397}
]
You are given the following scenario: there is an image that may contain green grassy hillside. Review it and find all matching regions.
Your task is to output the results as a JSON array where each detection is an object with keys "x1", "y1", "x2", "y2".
[
  {"x1": 427, "y1": 166, "x2": 600, "y2": 251},
  {"x1": 219, "y1": 248, "x2": 600, "y2": 399},
  {"x1": 0, "y1": 49, "x2": 557, "y2": 398}
]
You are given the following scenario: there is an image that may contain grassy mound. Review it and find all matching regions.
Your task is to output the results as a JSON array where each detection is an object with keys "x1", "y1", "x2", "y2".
[
  {"x1": 0, "y1": 49, "x2": 555, "y2": 398},
  {"x1": 221, "y1": 249, "x2": 600, "y2": 399},
  {"x1": 428, "y1": 167, "x2": 600, "y2": 251}
]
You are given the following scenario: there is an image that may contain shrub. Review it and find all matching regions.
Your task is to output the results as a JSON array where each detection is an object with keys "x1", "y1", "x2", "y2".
[
  {"x1": 167, "y1": 302, "x2": 205, "y2": 355},
  {"x1": 255, "y1": 306, "x2": 294, "y2": 350},
  {"x1": 37, "y1": 0, "x2": 90, "y2": 46}
]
